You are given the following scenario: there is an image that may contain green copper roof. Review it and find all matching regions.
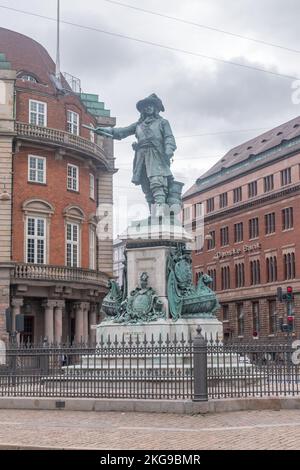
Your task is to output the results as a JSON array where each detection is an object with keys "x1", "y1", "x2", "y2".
[
  {"x1": 79, "y1": 92, "x2": 111, "y2": 117},
  {"x1": 0, "y1": 52, "x2": 11, "y2": 69}
]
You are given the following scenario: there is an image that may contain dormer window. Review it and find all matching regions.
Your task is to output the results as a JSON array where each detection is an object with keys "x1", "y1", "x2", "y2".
[
  {"x1": 17, "y1": 71, "x2": 38, "y2": 83},
  {"x1": 22, "y1": 74, "x2": 38, "y2": 83}
]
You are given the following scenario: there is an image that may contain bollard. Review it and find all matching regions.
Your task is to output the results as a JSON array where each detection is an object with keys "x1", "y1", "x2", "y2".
[{"x1": 193, "y1": 325, "x2": 208, "y2": 401}]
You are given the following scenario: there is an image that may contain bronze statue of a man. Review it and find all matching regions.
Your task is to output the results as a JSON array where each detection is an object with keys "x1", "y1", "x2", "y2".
[{"x1": 88, "y1": 94, "x2": 177, "y2": 210}]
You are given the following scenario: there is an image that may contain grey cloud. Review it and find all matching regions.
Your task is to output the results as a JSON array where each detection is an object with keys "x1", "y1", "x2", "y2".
[{"x1": 2, "y1": 0, "x2": 300, "y2": 234}]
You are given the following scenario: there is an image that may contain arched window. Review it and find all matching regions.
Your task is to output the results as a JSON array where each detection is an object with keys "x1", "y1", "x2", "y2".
[
  {"x1": 17, "y1": 71, "x2": 39, "y2": 83},
  {"x1": 22, "y1": 199, "x2": 54, "y2": 264},
  {"x1": 63, "y1": 205, "x2": 85, "y2": 268}
]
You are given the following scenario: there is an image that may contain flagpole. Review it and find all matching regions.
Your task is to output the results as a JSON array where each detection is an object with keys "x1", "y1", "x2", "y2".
[{"x1": 56, "y1": 0, "x2": 60, "y2": 80}]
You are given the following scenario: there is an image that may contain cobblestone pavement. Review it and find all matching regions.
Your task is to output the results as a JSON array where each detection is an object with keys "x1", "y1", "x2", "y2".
[{"x1": 0, "y1": 409, "x2": 300, "y2": 449}]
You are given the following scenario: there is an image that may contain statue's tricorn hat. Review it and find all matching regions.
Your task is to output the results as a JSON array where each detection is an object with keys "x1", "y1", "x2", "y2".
[{"x1": 136, "y1": 93, "x2": 165, "y2": 112}]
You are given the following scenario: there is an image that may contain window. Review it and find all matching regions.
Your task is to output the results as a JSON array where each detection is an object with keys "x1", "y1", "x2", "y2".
[
  {"x1": 266, "y1": 256, "x2": 277, "y2": 283},
  {"x1": 249, "y1": 217, "x2": 259, "y2": 239},
  {"x1": 195, "y1": 234, "x2": 204, "y2": 253},
  {"x1": 195, "y1": 271, "x2": 204, "y2": 284},
  {"x1": 269, "y1": 300, "x2": 277, "y2": 334},
  {"x1": 183, "y1": 206, "x2": 191, "y2": 223},
  {"x1": 233, "y1": 187, "x2": 242, "y2": 203},
  {"x1": 284, "y1": 252, "x2": 296, "y2": 280},
  {"x1": 26, "y1": 217, "x2": 46, "y2": 264},
  {"x1": 252, "y1": 302, "x2": 260, "y2": 336},
  {"x1": 248, "y1": 181, "x2": 257, "y2": 198},
  {"x1": 219, "y1": 192, "x2": 228, "y2": 208},
  {"x1": 66, "y1": 223, "x2": 80, "y2": 268},
  {"x1": 29, "y1": 99, "x2": 47, "y2": 126},
  {"x1": 234, "y1": 222, "x2": 243, "y2": 243},
  {"x1": 221, "y1": 266, "x2": 230, "y2": 290},
  {"x1": 207, "y1": 230, "x2": 215, "y2": 250},
  {"x1": 21, "y1": 74, "x2": 37, "y2": 83},
  {"x1": 207, "y1": 268, "x2": 217, "y2": 291},
  {"x1": 264, "y1": 175, "x2": 274, "y2": 192},
  {"x1": 195, "y1": 202, "x2": 203, "y2": 218},
  {"x1": 67, "y1": 110, "x2": 79, "y2": 135},
  {"x1": 67, "y1": 164, "x2": 79, "y2": 192},
  {"x1": 28, "y1": 156, "x2": 46, "y2": 184},
  {"x1": 237, "y1": 303, "x2": 244, "y2": 336},
  {"x1": 235, "y1": 263, "x2": 245, "y2": 288},
  {"x1": 282, "y1": 207, "x2": 293, "y2": 230},
  {"x1": 89, "y1": 227, "x2": 96, "y2": 270},
  {"x1": 220, "y1": 226, "x2": 229, "y2": 246},
  {"x1": 222, "y1": 304, "x2": 229, "y2": 321},
  {"x1": 281, "y1": 167, "x2": 291, "y2": 186},
  {"x1": 250, "y1": 259, "x2": 260, "y2": 285},
  {"x1": 265, "y1": 212, "x2": 275, "y2": 234},
  {"x1": 89, "y1": 173, "x2": 95, "y2": 199},
  {"x1": 206, "y1": 197, "x2": 214, "y2": 213}
]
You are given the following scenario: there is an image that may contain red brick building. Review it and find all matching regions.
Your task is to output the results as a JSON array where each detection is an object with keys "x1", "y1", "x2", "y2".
[
  {"x1": 183, "y1": 117, "x2": 300, "y2": 341},
  {"x1": 0, "y1": 28, "x2": 115, "y2": 343}
]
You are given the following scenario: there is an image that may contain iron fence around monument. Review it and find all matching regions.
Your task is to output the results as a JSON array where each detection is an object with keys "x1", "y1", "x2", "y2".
[
  {"x1": 0, "y1": 331, "x2": 300, "y2": 401},
  {"x1": 207, "y1": 337, "x2": 300, "y2": 399},
  {"x1": 0, "y1": 335, "x2": 194, "y2": 400}
]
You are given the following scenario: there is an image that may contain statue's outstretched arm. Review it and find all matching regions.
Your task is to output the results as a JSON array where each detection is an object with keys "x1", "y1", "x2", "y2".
[{"x1": 83, "y1": 123, "x2": 137, "y2": 140}]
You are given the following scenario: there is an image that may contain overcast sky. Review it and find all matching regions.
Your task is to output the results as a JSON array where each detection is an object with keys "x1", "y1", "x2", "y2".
[{"x1": 1, "y1": 0, "x2": 300, "y2": 234}]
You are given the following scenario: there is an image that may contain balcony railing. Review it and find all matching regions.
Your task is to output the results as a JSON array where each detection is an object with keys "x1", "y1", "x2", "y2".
[
  {"x1": 12, "y1": 263, "x2": 108, "y2": 286},
  {"x1": 15, "y1": 122, "x2": 111, "y2": 167}
]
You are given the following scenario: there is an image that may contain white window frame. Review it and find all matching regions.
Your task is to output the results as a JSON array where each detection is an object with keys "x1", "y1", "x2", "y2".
[
  {"x1": 28, "y1": 155, "x2": 46, "y2": 184},
  {"x1": 67, "y1": 164, "x2": 79, "y2": 192},
  {"x1": 26, "y1": 216, "x2": 46, "y2": 264},
  {"x1": 67, "y1": 110, "x2": 79, "y2": 135},
  {"x1": 195, "y1": 203, "x2": 203, "y2": 218},
  {"x1": 21, "y1": 74, "x2": 38, "y2": 83},
  {"x1": 66, "y1": 222, "x2": 80, "y2": 268},
  {"x1": 183, "y1": 206, "x2": 191, "y2": 222},
  {"x1": 29, "y1": 99, "x2": 47, "y2": 127},
  {"x1": 89, "y1": 227, "x2": 96, "y2": 270},
  {"x1": 89, "y1": 173, "x2": 95, "y2": 200}
]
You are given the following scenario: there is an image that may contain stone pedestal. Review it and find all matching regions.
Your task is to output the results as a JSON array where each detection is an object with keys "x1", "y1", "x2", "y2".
[
  {"x1": 96, "y1": 317, "x2": 222, "y2": 343},
  {"x1": 126, "y1": 244, "x2": 171, "y2": 314},
  {"x1": 101, "y1": 221, "x2": 222, "y2": 342},
  {"x1": 120, "y1": 215, "x2": 192, "y2": 315}
]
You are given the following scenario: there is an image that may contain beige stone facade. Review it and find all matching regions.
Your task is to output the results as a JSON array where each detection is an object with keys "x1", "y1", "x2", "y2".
[{"x1": 0, "y1": 68, "x2": 15, "y2": 341}]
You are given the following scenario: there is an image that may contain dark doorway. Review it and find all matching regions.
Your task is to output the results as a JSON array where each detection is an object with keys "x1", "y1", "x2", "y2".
[{"x1": 20, "y1": 315, "x2": 34, "y2": 344}]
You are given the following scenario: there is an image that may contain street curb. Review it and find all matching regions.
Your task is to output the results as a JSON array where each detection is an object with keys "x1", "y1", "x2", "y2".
[
  {"x1": 0, "y1": 396, "x2": 300, "y2": 414},
  {"x1": 0, "y1": 443, "x2": 100, "y2": 450}
]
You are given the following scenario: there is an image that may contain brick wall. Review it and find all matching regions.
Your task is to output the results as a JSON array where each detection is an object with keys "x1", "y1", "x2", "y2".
[
  {"x1": 12, "y1": 147, "x2": 98, "y2": 268},
  {"x1": 16, "y1": 89, "x2": 97, "y2": 140},
  {"x1": 220, "y1": 295, "x2": 299, "y2": 341},
  {"x1": 185, "y1": 148, "x2": 300, "y2": 342}
]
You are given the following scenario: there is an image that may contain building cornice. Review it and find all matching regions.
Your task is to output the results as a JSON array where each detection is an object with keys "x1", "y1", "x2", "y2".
[
  {"x1": 192, "y1": 183, "x2": 300, "y2": 225},
  {"x1": 183, "y1": 141, "x2": 300, "y2": 200}
]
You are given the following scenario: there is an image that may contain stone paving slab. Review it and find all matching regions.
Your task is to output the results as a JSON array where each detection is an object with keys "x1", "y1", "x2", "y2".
[{"x1": 0, "y1": 409, "x2": 299, "y2": 449}]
